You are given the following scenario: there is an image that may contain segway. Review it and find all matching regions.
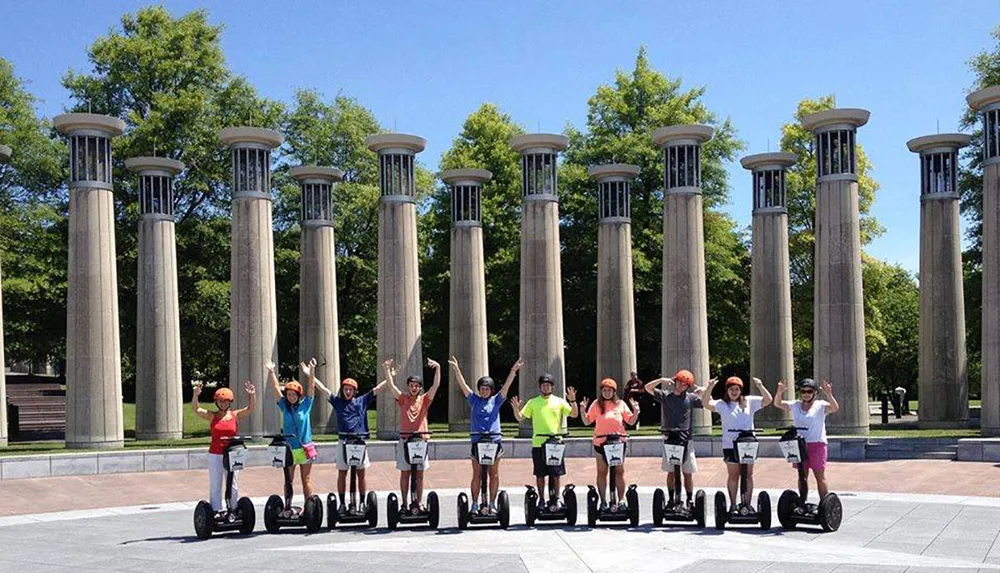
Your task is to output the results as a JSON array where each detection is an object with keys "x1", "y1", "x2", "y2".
[
  {"x1": 586, "y1": 433, "x2": 639, "y2": 527},
  {"x1": 327, "y1": 432, "x2": 378, "y2": 529},
  {"x1": 387, "y1": 431, "x2": 440, "y2": 530},
  {"x1": 193, "y1": 435, "x2": 256, "y2": 539},
  {"x1": 524, "y1": 433, "x2": 577, "y2": 526},
  {"x1": 457, "y1": 432, "x2": 511, "y2": 529},
  {"x1": 776, "y1": 427, "x2": 842, "y2": 532},
  {"x1": 652, "y1": 428, "x2": 705, "y2": 528},
  {"x1": 714, "y1": 429, "x2": 770, "y2": 530},
  {"x1": 262, "y1": 434, "x2": 324, "y2": 533}
]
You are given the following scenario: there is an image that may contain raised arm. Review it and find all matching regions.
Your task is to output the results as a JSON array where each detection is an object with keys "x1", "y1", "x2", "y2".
[
  {"x1": 821, "y1": 380, "x2": 840, "y2": 414},
  {"x1": 425, "y1": 359, "x2": 442, "y2": 401},
  {"x1": 301, "y1": 357, "x2": 317, "y2": 397},
  {"x1": 772, "y1": 381, "x2": 791, "y2": 411},
  {"x1": 510, "y1": 396, "x2": 525, "y2": 422},
  {"x1": 626, "y1": 398, "x2": 641, "y2": 425},
  {"x1": 234, "y1": 381, "x2": 257, "y2": 420},
  {"x1": 645, "y1": 376, "x2": 669, "y2": 396},
  {"x1": 500, "y1": 357, "x2": 524, "y2": 398},
  {"x1": 372, "y1": 379, "x2": 389, "y2": 395},
  {"x1": 448, "y1": 356, "x2": 472, "y2": 397},
  {"x1": 383, "y1": 359, "x2": 402, "y2": 398},
  {"x1": 313, "y1": 378, "x2": 332, "y2": 398},
  {"x1": 190, "y1": 382, "x2": 214, "y2": 421},
  {"x1": 753, "y1": 377, "x2": 773, "y2": 408},
  {"x1": 578, "y1": 396, "x2": 592, "y2": 426},
  {"x1": 266, "y1": 361, "x2": 281, "y2": 399},
  {"x1": 701, "y1": 377, "x2": 718, "y2": 412},
  {"x1": 567, "y1": 386, "x2": 580, "y2": 419}
]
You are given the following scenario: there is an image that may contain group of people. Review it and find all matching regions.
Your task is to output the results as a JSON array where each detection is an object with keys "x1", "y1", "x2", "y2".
[{"x1": 193, "y1": 359, "x2": 840, "y2": 520}]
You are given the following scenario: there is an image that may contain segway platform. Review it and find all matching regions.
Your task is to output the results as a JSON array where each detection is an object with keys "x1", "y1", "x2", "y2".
[
  {"x1": 652, "y1": 429, "x2": 705, "y2": 528},
  {"x1": 193, "y1": 436, "x2": 256, "y2": 539},
  {"x1": 327, "y1": 434, "x2": 378, "y2": 529},
  {"x1": 524, "y1": 434, "x2": 577, "y2": 526},
  {"x1": 457, "y1": 436, "x2": 511, "y2": 529},
  {"x1": 387, "y1": 432, "x2": 440, "y2": 530},
  {"x1": 714, "y1": 430, "x2": 771, "y2": 530},
  {"x1": 586, "y1": 434, "x2": 639, "y2": 527},
  {"x1": 776, "y1": 427, "x2": 843, "y2": 532},
  {"x1": 262, "y1": 435, "x2": 324, "y2": 533}
]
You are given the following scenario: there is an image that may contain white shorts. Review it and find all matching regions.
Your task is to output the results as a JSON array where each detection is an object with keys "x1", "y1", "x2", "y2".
[
  {"x1": 396, "y1": 439, "x2": 431, "y2": 471},
  {"x1": 662, "y1": 448, "x2": 698, "y2": 473},
  {"x1": 334, "y1": 443, "x2": 371, "y2": 471}
]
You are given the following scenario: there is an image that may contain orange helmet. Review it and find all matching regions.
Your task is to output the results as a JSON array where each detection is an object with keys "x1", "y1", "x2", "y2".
[
  {"x1": 600, "y1": 378, "x2": 617, "y2": 391},
  {"x1": 214, "y1": 387, "x2": 235, "y2": 402},
  {"x1": 284, "y1": 381, "x2": 304, "y2": 396},
  {"x1": 674, "y1": 370, "x2": 695, "y2": 388},
  {"x1": 342, "y1": 378, "x2": 358, "y2": 389},
  {"x1": 725, "y1": 376, "x2": 744, "y2": 389}
]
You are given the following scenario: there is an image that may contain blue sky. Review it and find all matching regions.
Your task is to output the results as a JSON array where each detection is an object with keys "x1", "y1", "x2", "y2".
[{"x1": 3, "y1": 0, "x2": 998, "y2": 273}]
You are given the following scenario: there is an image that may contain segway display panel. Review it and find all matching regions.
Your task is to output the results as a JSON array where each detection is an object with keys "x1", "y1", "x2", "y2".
[
  {"x1": 735, "y1": 439, "x2": 759, "y2": 465},
  {"x1": 344, "y1": 443, "x2": 367, "y2": 467},
  {"x1": 476, "y1": 442, "x2": 499, "y2": 466},
  {"x1": 223, "y1": 443, "x2": 248, "y2": 472},
  {"x1": 662, "y1": 443, "x2": 686, "y2": 467},
  {"x1": 405, "y1": 440, "x2": 428, "y2": 465},
  {"x1": 603, "y1": 442, "x2": 625, "y2": 467},
  {"x1": 268, "y1": 441, "x2": 292, "y2": 468},
  {"x1": 544, "y1": 442, "x2": 565, "y2": 466},
  {"x1": 778, "y1": 437, "x2": 805, "y2": 464}
]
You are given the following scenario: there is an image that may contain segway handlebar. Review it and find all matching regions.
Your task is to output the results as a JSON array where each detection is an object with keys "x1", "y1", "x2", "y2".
[
  {"x1": 595, "y1": 433, "x2": 628, "y2": 439},
  {"x1": 219, "y1": 435, "x2": 258, "y2": 441},
  {"x1": 337, "y1": 432, "x2": 371, "y2": 439},
  {"x1": 471, "y1": 431, "x2": 503, "y2": 437},
  {"x1": 537, "y1": 433, "x2": 569, "y2": 437},
  {"x1": 261, "y1": 433, "x2": 296, "y2": 439},
  {"x1": 727, "y1": 428, "x2": 761, "y2": 433}
]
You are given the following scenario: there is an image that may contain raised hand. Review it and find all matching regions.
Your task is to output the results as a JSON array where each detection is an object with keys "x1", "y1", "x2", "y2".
[
  {"x1": 776, "y1": 380, "x2": 786, "y2": 394},
  {"x1": 427, "y1": 358, "x2": 440, "y2": 370},
  {"x1": 244, "y1": 381, "x2": 256, "y2": 395},
  {"x1": 579, "y1": 396, "x2": 590, "y2": 411},
  {"x1": 300, "y1": 361, "x2": 312, "y2": 379},
  {"x1": 383, "y1": 359, "x2": 396, "y2": 378},
  {"x1": 265, "y1": 361, "x2": 276, "y2": 373},
  {"x1": 821, "y1": 380, "x2": 833, "y2": 394},
  {"x1": 566, "y1": 386, "x2": 577, "y2": 402},
  {"x1": 628, "y1": 398, "x2": 640, "y2": 412},
  {"x1": 752, "y1": 377, "x2": 764, "y2": 390},
  {"x1": 510, "y1": 396, "x2": 521, "y2": 410},
  {"x1": 448, "y1": 355, "x2": 460, "y2": 370},
  {"x1": 512, "y1": 357, "x2": 524, "y2": 372}
]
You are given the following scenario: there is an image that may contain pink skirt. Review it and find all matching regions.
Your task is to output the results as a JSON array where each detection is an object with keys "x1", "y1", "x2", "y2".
[{"x1": 794, "y1": 442, "x2": 828, "y2": 472}]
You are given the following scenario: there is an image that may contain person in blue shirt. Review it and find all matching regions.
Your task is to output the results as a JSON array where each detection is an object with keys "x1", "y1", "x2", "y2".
[
  {"x1": 448, "y1": 355, "x2": 522, "y2": 515},
  {"x1": 267, "y1": 357, "x2": 318, "y2": 502},
  {"x1": 315, "y1": 368, "x2": 388, "y2": 513}
]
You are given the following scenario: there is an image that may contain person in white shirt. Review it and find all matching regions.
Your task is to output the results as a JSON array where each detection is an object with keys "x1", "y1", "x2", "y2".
[
  {"x1": 702, "y1": 376, "x2": 772, "y2": 511},
  {"x1": 773, "y1": 378, "x2": 840, "y2": 498}
]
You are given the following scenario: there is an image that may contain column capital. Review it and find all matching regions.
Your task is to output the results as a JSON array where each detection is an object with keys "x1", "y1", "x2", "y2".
[
  {"x1": 907, "y1": 134, "x2": 971, "y2": 155},
  {"x1": 366, "y1": 133, "x2": 426, "y2": 155},
  {"x1": 289, "y1": 165, "x2": 343, "y2": 184},
  {"x1": 740, "y1": 152, "x2": 796, "y2": 172},
  {"x1": 511, "y1": 133, "x2": 568, "y2": 154},
  {"x1": 968, "y1": 85, "x2": 1000, "y2": 112},
  {"x1": 652, "y1": 124, "x2": 713, "y2": 148},
  {"x1": 54, "y1": 113, "x2": 125, "y2": 137},
  {"x1": 802, "y1": 109, "x2": 869, "y2": 133},
  {"x1": 588, "y1": 163, "x2": 640, "y2": 182},
  {"x1": 441, "y1": 168, "x2": 492, "y2": 186},
  {"x1": 125, "y1": 157, "x2": 185, "y2": 177},
  {"x1": 218, "y1": 127, "x2": 283, "y2": 149}
]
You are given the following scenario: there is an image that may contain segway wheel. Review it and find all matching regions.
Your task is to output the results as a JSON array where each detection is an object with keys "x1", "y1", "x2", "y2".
[
  {"x1": 819, "y1": 493, "x2": 843, "y2": 532},
  {"x1": 564, "y1": 488, "x2": 577, "y2": 526},
  {"x1": 264, "y1": 495, "x2": 283, "y2": 534},
  {"x1": 457, "y1": 492, "x2": 470, "y2": 530},
  {"x1": 304, "y1": 495, "x2": 323, "y2": 533},
  {"x1": 428, "y1": 491, "x2": 440, "y2": 529},
  {"x1": 626, "y1": 487, "x2": 639, "y2": 527},
  {"x1": 193, "y1": 500, "x2": 214, "y2": 540},
  {"x1": 652, "y1": 488, "x2": 664, "y2": 527},
  {"x1": 326, "y1": 493, "x2": 338, "y2": 529},
  {"x1": 387, "y1": 493, "x2": 399, "y2": 531},
  {"x1": 713, "y1": 491, "x2": 727, "y2": 530},
  {"x1": 777, "y1": 490, "x2": 798, "y2": 530},
  {"x1": 524, "y1": 490, "x2": 537, "y2": 526},
  {"x1": 498, "y1": 491, "x2": 511, "y2": 529},
  {"x1": 365, "y1": 491, "x2": 379, "y2": 528},
  {"x1": 695, "y1": 490, "x2": 706, "y2": 528},
  {"x1": 237, "y1": 497, "x2": 256, "y2": 535},
  {"x1": 757, "y1": 491, "x2": 771, "y2": 530},
  {"x1": 586, "y1": 489, "x2": 598, "y2": 527}
]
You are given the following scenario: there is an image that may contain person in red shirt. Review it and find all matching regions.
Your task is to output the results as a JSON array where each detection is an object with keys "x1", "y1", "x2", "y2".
[
  {"x1": 192, "y1": 381, "x2": 256, "y2": 512},
  {"x1": 386, "y1": 358, "x2": 441, "y2": 513},
  {"x1": 623, "y1": 371, "x2": 646, "y2": 429},
  {"x1": 579, "y1": 378, "x2": 639, "y2": 511}
]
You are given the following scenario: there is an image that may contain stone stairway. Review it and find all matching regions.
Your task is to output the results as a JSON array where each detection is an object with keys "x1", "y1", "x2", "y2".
[{"x1": 865, "y1": 438, "x2": 959, "y2": 461}]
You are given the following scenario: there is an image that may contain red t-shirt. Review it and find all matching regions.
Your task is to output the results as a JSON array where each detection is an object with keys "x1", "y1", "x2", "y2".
[
  {"x1": 209, "y1": 412, "x2": 238, "y2": 454},
  {"x1": 397, "y1": 393, "x2": 432, "y2": 436}
]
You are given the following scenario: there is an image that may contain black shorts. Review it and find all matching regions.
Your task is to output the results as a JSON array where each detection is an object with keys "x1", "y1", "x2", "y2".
[
  {"x1": 532, "y1": 446, "x2": 566, "y2": 478},
  {"x1": 723, "y1": 448, "x2": 738, "y2": 464},
  {"x1": 470, "y1": 441, "x2": 504, "y2": 462}
]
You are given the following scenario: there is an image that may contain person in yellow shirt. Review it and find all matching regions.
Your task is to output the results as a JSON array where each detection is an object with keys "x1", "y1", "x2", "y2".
[{"x1": 511, "y1": 373, "x2": 579, "y2": 511}]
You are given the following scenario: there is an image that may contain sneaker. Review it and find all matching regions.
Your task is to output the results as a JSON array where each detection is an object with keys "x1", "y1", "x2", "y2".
[
  {"x1": 619, "y1": 502, "x2": 628, "y2": 512},
  {"x1": 470, "y1": 502, "x2": 480, "y2": 514},
  {"x1": 487, "y1": 503, "x2": 496, "y2": 515},
  {"x1": 599, "y1": 502, "x2": 608, "y2": 512}
]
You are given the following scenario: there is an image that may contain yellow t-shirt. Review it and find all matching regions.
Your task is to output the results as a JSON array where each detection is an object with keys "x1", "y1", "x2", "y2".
[{"x1": 520, "y1": 395, "x2": 572, "y2": 447}]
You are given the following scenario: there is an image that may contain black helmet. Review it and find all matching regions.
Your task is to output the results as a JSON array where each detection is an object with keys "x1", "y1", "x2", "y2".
[
  {"x1": 406, "y1": 375, "x2": 423, "y2": 386},
  {"x1": 476, "y1": 376, "x2": 495, "y2": 390},
  {"x1": 798, "y1": 378, "x2": 818, "y2": 390},
  {"x1": 538, "y1": 373, "x2": 555, "y2": 386}
]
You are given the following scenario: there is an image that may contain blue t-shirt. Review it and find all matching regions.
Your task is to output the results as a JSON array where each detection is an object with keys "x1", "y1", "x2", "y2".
[
  {"x1": 329, "y1": 392, "x2": 374, "y2": 436},
  {"x1": 277, "y1": 395, "x2": 314, "y2": 449},
  {"x1": 468, "y1": 393, "x2": 505, "y2": 443}
]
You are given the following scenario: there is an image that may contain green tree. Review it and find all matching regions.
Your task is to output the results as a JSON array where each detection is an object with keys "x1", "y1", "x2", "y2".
[{"x1": 864, "y1": 260, "x2": 920, "y2": 397}]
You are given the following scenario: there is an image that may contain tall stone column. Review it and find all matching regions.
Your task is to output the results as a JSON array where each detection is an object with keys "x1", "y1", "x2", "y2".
[
  {"x1": 290, "y1": 166, "x2": 343, "y2": 434},
  {"x1": 55, "y1": 113, "x2": 126, "y2": 449},
  {"x1": 743, "y1": 152, "x2": 797, "y2": 426},
  {"x1": 126, "y1": 156, "x2": 185, "y2": 440},
  {"x1": 367, "y1": 134, "x2": 425, "y2": 440},
  {"x1": 590, "y1": 164, "x2": 639, "y2": 395},
  {"x1": 512, "y1": 134, "x2": 568, "y2": 437},
  {"x1": 442, "y1": 169, "x2": 492, "y2": 431},
  {"x1": 969, "y1": 86, "x2": 1000, "y2": 436},
  {"x1": 220, "y1": 127, "x2": 283, "y2": 435},
  {"x1": 0, "y1": 144, "x2": 9, "y2": 446},
  {"x1": 654, "y1": 125, "x2": 713, "y2": 435},
  {"x1": 804, "y1": 109, "x2": 871, "y2": 435},
  {"x1": 907, "y1": 135, "x2": 971, "y2": 428}
]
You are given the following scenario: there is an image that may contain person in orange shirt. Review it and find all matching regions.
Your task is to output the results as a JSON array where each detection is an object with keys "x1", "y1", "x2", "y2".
[
  {"x1": 579, "y1": 378, "x2": 640, "y2": 511},
  {"x1": 386, "y1": 358, "x2": 441, "y2": 513}
]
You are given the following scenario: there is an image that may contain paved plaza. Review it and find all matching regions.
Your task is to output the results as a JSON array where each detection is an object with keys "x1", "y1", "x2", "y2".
[{"x1": 1, "y1": 458, "x2": 999, "y2": 572}]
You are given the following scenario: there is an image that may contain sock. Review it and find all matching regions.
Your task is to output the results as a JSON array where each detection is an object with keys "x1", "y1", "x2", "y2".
[{"x1": 686, "y1": 492, "x2": 693, "y2": 503}]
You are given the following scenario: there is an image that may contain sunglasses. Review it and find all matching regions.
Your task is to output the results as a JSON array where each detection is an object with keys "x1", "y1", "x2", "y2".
[{"x1": 801, "y1": 389, "x2": 815, "y2": 394}]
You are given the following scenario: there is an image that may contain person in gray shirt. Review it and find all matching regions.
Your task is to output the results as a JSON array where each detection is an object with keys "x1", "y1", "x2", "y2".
[{"x1": 645, "y1": 369, "x2": 706, "y2": 506}]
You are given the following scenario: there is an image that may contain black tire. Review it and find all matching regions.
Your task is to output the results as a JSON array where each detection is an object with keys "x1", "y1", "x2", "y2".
[
  {"x1": 193, "y1": 500, "x2": 214, "y2": 540},
  {"x1": 586, "y1": 489, "x2": 598, "y2": 527},
  {"x1": 627, "y1": 487, "x2": 639, "y2": 527},
  {"x1": 778, "y1": 490, "x2": 798, "y2": 530},
  {"x1": 695, "y1": 490, "x2": 706, "y2": 528},
  {"x1": 457, "y1": 492, "x2": 469, "y2": 530},
  {"x1": 819, "y1": 493, "x2": 843, "y2": 532},
  {"x1": 714, "y1": 491, "x2": 727, "y2": 530},
  {"x1": 758, "y1": 491, "x2": 771, "y2": 530},
  {"x1": 326, "y1": 493, "x2": 338, "y2": 529},
  {"x1": 365, "y1": 491, "x2": 379, "y2": 528},
  {"x1": 264, "y1": 495, "x2": 283, "y2": 534},
  {"x1": 387, "y1": 493, "x2": 399, "y2": 531},
  {"x1": 524, "y1": 490, "x2": 537, "y2": 526},
  {"x1": 237, "y1": 497, "x2": 255, "y2": 535},
  {"x1": 304, "y1": 495, "x2": 323, "y2": 533},
  {"x1": 498, "y1": 491, "x2": 510, "y2": 529},
  {"x1": 564, "y1": 488, "x2": 577, "y2": 526},
  {"x1": 652, "y1": 488, "x2": 664, "y2": 527},
  {"x1": 428, "y1": 491, "x2": 440, "y2": 529}
]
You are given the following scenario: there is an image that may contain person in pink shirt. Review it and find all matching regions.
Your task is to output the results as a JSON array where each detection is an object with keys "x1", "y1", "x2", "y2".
[
  {"x1": 579, "y1": 378, "x2": 640, "y2": 511},
  {"x1": 386, "y1": 358, "x2": 441, "y2": 513}
]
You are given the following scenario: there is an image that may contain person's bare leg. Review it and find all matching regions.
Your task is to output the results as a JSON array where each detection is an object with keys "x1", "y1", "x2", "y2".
[
  {"x1": 550, "y1": 475, "x2": 561, "y2": 505},
  {"x1": 414, "y1": 470, "x2": 424, "y2": 508},
  {"x1": 301, "y1": 463, "x2": 314, "y2": 500},
  {"x1": 358, "y1": 469, "x2": 368, "y2": 501},
  {"x1": 471, "y1": 461, "x2": 483, "y2": 501},
  {"x1": 726, "y1": 463, "x2": 740, "y2": 508},
  {"x1": 684, "y1": 472, "x2": 694, "y2": 499},
  {"x1": 399, "y1": 470, "x2": 411, "y2": 507},
  {"x1": 615, "y1": 465, "x2": 626, "y2": 502},
  {"x1": 337, "y1": 470, "x2": 347, "y2": 505},
  {"x1": 746, "y1": 465, "x2": 755, "y2": 508},
  {"x1": 814, "y1": 468, "x2": 828, "y2": 498},
  {"x1": 596, "y1": 457, "x2": 608, "y2": 505},
  {"x1": 488, "y1": 461, "x2": 500, "y2": 506}
]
